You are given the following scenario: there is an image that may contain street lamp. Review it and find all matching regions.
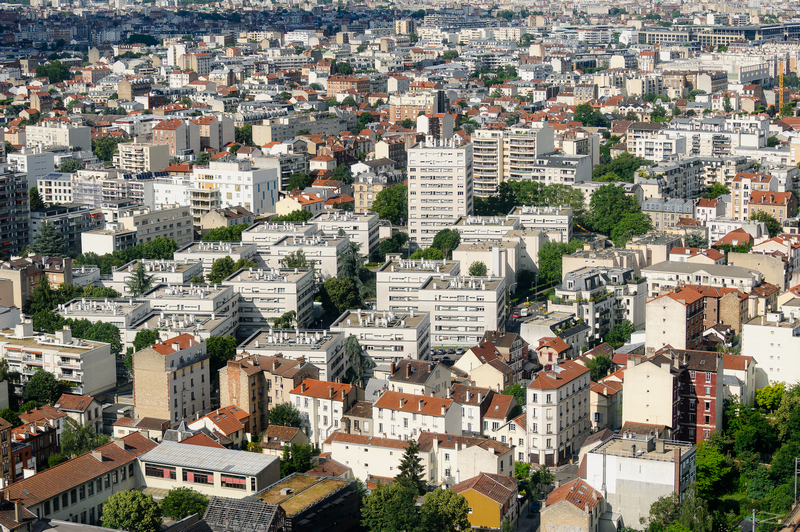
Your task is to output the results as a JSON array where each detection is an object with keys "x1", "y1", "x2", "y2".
[{"x1": 794, "y1": 457, "x2": 800, "y2": 504}]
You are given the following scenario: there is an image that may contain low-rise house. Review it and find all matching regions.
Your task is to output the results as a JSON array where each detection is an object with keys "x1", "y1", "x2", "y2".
[
  {"x1": 289, "y1": 380, "x2": 360, "y2": 448},
  {"x1": 188, "y1": 406, "x2": 251, "y2": 447},
  {"x1": 371, "y1": 360, "x2": 450, "y2": 398},
  {"x1": 372, "y1": 391, "x2": 459, "y2": 441},
  {"x1": 260, "y1": 426, "x2": 308, "y2": 456},
  {"x1": 541, "y1": 479, "x2": 608, "y2": 532},
  {"x1": 452, "y1": 473, "x2": 520, "y2": 531},
  {"x1": 450, "y1": 384, "x2": 493, "y2": 435}
]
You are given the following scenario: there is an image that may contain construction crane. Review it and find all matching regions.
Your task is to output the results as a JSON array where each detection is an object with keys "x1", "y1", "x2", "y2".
[{"x1": 779, "y1": 59, "x2": 785, "y2": 111}]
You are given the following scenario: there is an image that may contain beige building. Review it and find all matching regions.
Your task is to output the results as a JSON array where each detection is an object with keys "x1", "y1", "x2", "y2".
[
  {"x1": 330, "y1": 310, "x2": 431, "y2": 366},
  {"x1": 118, "y1": 204, "x2": 194, "y2": 247},
  {"x1": 371, "y1": 359, "x2": 450, "y2": 397},
  {"x1": 132, "y1": 334, "x2": 210, "y2": 425},
  {"x1": 541, "y1": 479, "x2": 608, "y2": 532},
  {"x1": 113, "y1": 142, "x2": 170, "y2": 173},
  {"x1": 309, "y1": 211, "x2": 380, "y2": 258},
  {"x1": 237, "y1": 329, "x2": 347, "y2": 382},
  {"x1": 290, "y1": 379, "x2": 361, "y2": 447},
  {"x1": 527, "y1": 360, "x2": 591, "y2": 466},
  {"x1": 353, "y1": 173, "x2": 403, "y2": 214},
  {"x1": 373, "y1": 390, "x2": 460, "y2": 442},
  {"x1": 219, "y1": 354, "x2": 319, "y2": 438},
  {"x1": 407, "y1": 138, "x2": 473, "y2": 247},
  {"x1": 375, "y1": 258, "x2": 461, "y2": 312}
]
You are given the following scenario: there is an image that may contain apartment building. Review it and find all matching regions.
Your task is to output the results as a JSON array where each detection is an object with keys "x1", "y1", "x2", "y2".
[
  {"x1": 583, "y1": 434, "x2": 697, "y2": 529},
  {"x1": 747, "y1": 191, "x2": 798, "y2": 223},
  {"x1": 0, "y1": 255, "x2": 71, "y2": 310},
  {"x1": 0, "y1": 169, "x2": 30, "y2": 257},
  {"x1": 417, "y1": 275, "x2": 506, "y2": 347},
  {"x1": 290, "y1": 379, "x2": 360, "y2": 447},
  {"x1": 472, "y1": 129, "x2": 506, "y2": 198},
  {"x1": 741, "y1": 312, "x2": 800, "y2": 387},
  {"x1": 376, "y1": 258, "x2": 460, "y2": 312},
  {"x1": 110, "y1": 260, "x2": 203, "y2": 294},
  {"x1": 327, "y1": 75, "x2": 370, "y2": 95},
  {"x1": 252, "y1": 114, "x2": 349, "y2": 144},
  {"x1": 173, "y1": 241, "x2": 258, "y2": 276},
  {"x1": 132, "y1": 334, "x2": 209, "y2": 425},
  {"x1": 353, "y1": 171, "x2": 403, "y2": 213},
  {"x1": 238, "y1": 329, "x2": 348, "y2": 382},
  {"x1": 112, "y1": 142, "x2": 170, "y2": 173},
  {"x1": 192, "y1": 158, "x2": 278, "y2": 217},
  {"x1": 222, "y1": 268, "x2": 315, "y2": 333},
  {"x1": 641, "y1": 262, "x2": 762, "y2": 297},
  {"x1": 262, "y1": 234, "x2": 348, "y2": 279},
  {"x1": 117, "y1": 204, "x2": 193, "y2": 246},
  {"x1": 7, "y1": 150, "x2": 56, "y2": 187},
  {"x1": 417, "y1": 432, "x2": 514, "y2": 487},
  {"x1": 26, "y1": 122, "x2": 91, "y2": 152},
  {"x1": 450, "y1": 384, "x2": 494, "y2": 435},
  {"x1": 30, "y1": 203, "x2": 103, "y2": 255},
  {"x1": 731, "y1": 172, "x2": 779, "y2": 221},
  {"x1": 372, "y1": 359, "x2": 450, "y2": 399},
  {"x1": 527, "y1": 361, "x2": 591, "y2": 466},
  {"x1": 240, "y1": 221, "x2": 317, "y2": 253},
  {"x1": 219, "y1": 354, "x2": 319, "y2": 438},
  {"x1": 0, "y1": 322, "x2": 115, "y2": 397},
  {"x1": 452, "y1": 216, "x2": 519, "y2": 243},
  {"x1": 641, "y1": 198, "x2": 696, "y2": 230},
  {"x1": 503, "y1": 126, "x2": 557, "y2": 181},
  {"x1": 191, "y1": 115, "x2": 234, "y2": 152},
  {"x1": 373, "y1": 390, "x2": 459, "y2": 441},
  {"x1": 646, "y1": 287, "x2": 705, "y2": 352},
  {"x1": 308, "y1": 211, "x2": 379, "y2": 258},
  {"x1": 407, "y1": 138, "x2": 473, "y2": 247},
  {"x1": 8, "y1": 432, "x2": 157, "y2": 524},
  {"x1": 117, "y1": 77, "x2": 151, "y2": 101},
  {"x1": 330, "y1": 310, "x2": 431, "y2": 366},
  {"x1": 152, "y1": 119, "x2": 200, "y2": 158},
  {"x1": 507, "y1": 206, "x2": 572, "y2": 242},
  {"x1": 37, "y1": 172, "x2": 72, "y2": 205},
  {"x1": 388, "y1": 91, "x2": 440, "y2": 123}
]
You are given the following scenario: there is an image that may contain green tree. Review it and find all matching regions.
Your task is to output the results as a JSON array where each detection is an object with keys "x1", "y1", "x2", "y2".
[
  {"x1": 287, "y1": 172, "x2": 314, "y2": 190},
  {"x1": 126, "y1": 34, "x2": 158, "y2": 46},
  {"x1": 320, "y1": 277, "x2": 362, "y2": 317},
  {"x1": 341, "y1": 96, "x2": 357, "y2": 106},
  {"x1": 271, "y1": 210, "x2": 313, "y2": 223},
  {"x1": 235, "y1": 124, "x2": 253, "y2": 146},
  {"x1": 750, "y1": 211, "x2": 783, "y2": 238},
  {"x1": 336, "y1": 62, "x2": 353, "y2": 75},
  {"x1": 468, "y1": 261, "x2": 487, "y2": 276},
  {"x1": 361, "y1": 481, "x2": 420, "y2": 532},
  {"x1": 125, "y1": 262, "x2": 155, "y2": 297},
  {"x1": 503, "y1": 383, "x2": 526, "y2": 406},
  {"x1": 35, "y1": 60, "x2": 71, "y2": 83},
  {"x1": 409, "y1": 248, "x2": 444, "y2": 260},
  {"x1": 723, "y1": 94, "x2": 732, "y2": 113},
  {"x1": 92, "y1": 136, "x2": 126, "y2": 162},
  {"x1": 537, "y1": 239, "x2": 583, "y2": 284},
  {"x1": 371, "y1": 184, "x2": 408, "y2": 225},
  {"x1": 25, "y1": 369, "x2": 62, "y2": 405},
  {"x1": 401, "y1": 118, "x2": 415, "y2": 129},
  {"x1": 61, "y1": 419, "x2": 110, "y2": 457},
  {"x1": 611, "y1": 212, "x2": 653, "y2": 247},
  {"x1": 48, "y1": 453, "x2": 66, "y2": 468},
  {"x1": 268, "y1": 402, "x2": 302, "y2": 428},
  {"x1": 395, "y1": 439, "x2": 426, "y2": 495},
  {"x1": 343, "y1": 335, "x2": 374, "y2": 387},
  {"x1": 206, "y1": 257, "x2": 257, "y2": 283},
  {"x1": 207, "y1": 335, "x2": 238, "y2": 376},
  {"x1": 202, "y1": 224, "x2": 247, "y2": 243},
  {"x1": 695, "y1": 441, "x2": 732, "y2": 498},
  {"x1": 101, "y1": 490, "x2": 162, "y2": 532},
  {"x1": 419, "y1": 489, "x2": 471, "y2": 532},
  {"x1": 430, "y1": 229, "x2": 461, "y2": 259},
  {"x1": 588, "y1": 184, "x2": 642, "y2": 235},
  {"x1": 605, "y1": 320, "x2": 635, "y2": 348},
  {"x1": 29, "y1": 186, "x2": 45, "y2": 211},
  {"x1": 0, "y1": 407, "x2": 19, "y2": 427},
  {"x1": 280, "y1": 249, "x2": 311, "y2": 269},
  {"x1": 573, "y1": 103, "x2": 610, "y2": 127},
  {"x1": 586, "y1": 354, "x2": 612, "y2": 381},
  {"x1": 270, "y1": 311, "x2": 297, "y2": 330},
  {"x1": 333, "y1": 164, "x2": 353, "y2": 185},
  {"x1": 133, "y1": 329, "x2": 160, "y2": 352},
  {"x1": 30, "y1": 221, "x2": 67, "y2": 257},
  {"x1": 26, "y1": 277, "x2": 60, "y2": 315},
  {"x1": 756, "y1": 382, "x2": 785, "y2": 412},
  {"x1": 591, "y1": 152, "x2": 651, "y2": 182},
  {"x1": 684, "y1": 233, "x2": 709, "y2": 248},
  {"x1": 160, "y1": 488, "x2": 208, "y2": 521},
  {"x1": 59, "y1": 159, "x2": 82, "y2": 173},
  {"x1": 442, "y1": 50, "x2": 458, "y2": 60},
  {"x1": 5, "y1": 141, "x2": 17, "y2": 155}
]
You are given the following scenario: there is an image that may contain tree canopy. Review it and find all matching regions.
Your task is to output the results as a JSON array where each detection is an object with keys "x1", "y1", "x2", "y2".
[
  {"x1": 202, "y1": 224, "x2": 248, "y2": 242},
  {"x1": 24, "y1": 369, "x2": 62, "y2": 405},
  {"x1": 101, "y1": 490, "x2": 162, "y2": 532},
  {"x1": 268, "y1": 402, "x2": 302, "y2": 428},
  {"x1": 468, "y1": 261, "x2": 487, "y2": 276},
  {"x1": 395, "y1": 440, "x2": 426, "y2": 495},
  {"x1": 271, "y1": 210, "x2": 313, "y2": 223},
  {"x1": 750, "y1": 211, "x2": 783, "y2": 238},
  {"x1": 371, "y1": 184, "x2": 407, "y2": 226},
  {"x1": 538, "y1": 239, "x2": 583, "y2": 284},
  {"x1": 160, "y1": 488, "x2": 208, "y2": 521},
  {"x1": 74, "y1": 237, "x2": 178, "y2": 275},
  {"x1": 591, "y1": 152, "x2": 651, "y2": 182},
  {"x1": 430, "y1": 229, "x2": 461, "y2": 259},
  {"x1": 61, "y1": 420, "x2": 110, "y2": 458},
  {"x1": 29, "y1": 187, "x2": 45, "y2": 211},
  {"x1": 125, "y1": 262, "x2": 155, "y2": 297},
  {"x1": 206, "y1": 256, "x2": 257, "y2": 284},
  {"x1": 587, "y1": 184, "x2": 642, "y2": 235},
  {"x1": 30, "y1": 221, "x2": 67, "y2": 257}
]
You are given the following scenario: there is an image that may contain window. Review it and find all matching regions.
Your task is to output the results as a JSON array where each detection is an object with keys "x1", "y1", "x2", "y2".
[
  {"x1": 468, "y1": 508, "x2": 473, "y2": 514},
  {"x1": 71, "y1": 490, "x2": 77, "y2": 505},
  {"x1": 53, "y1": 498, "x2": 59, "y2": 512},
  {"x1": 183, "y1": 470, "x2": 213, "y2": 484},
  {"x1": 445, "y1": 453, "x2": 450, "y2": 461},
  {"x1": 704, "y1": 401, "x2": 711, "y2": 412},
  {"x1": 531, "y1": 393, "x2": 537, "y2": 402},
  {"x1": 44, "y1": 501, "x2": 50, "y2": 516},
  {"x1": 62, "y1": 494, "x2": 68, "y2": 508},
  {"x1": 221, "y1": 475, "x2": 247, "y2": 490},
  {"x1": 88, "y1": 482, "x2": 94, "y2": 496},
  {"x1": 79, "y1": 486, "x2": 85, "y2": 500}
]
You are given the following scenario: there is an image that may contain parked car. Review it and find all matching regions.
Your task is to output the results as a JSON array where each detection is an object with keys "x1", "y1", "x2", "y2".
[
  {"x1": 455, "y1": 347, "x2": 465, "y2": 355},
  {"x1": 512, "y1": 311, "x2": 520, "y2": 319},
  {"x1": 437, "y1": 348, "x2": 445, "y2": 355},
  {"x1": 447, "y1": 348, "x2": 456, "y2": 354}
]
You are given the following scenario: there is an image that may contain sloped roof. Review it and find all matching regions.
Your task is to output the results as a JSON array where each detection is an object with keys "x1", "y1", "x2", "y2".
[
  {"x1": 452, "y1": 472, "x2": 517, "y2": 505},
  {"x1": 546, "y1": 478, "x2": 602, "y2": 512}
]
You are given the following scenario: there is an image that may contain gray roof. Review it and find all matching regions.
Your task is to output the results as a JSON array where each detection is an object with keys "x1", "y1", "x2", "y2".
[
  {"x1": 202, "y1": 497, "x2": 279, "y2": 532},
  {"x1": 641, "y1": 261, "x2": 761, "y2": 278},
  {"x1": 138, "y1": 441, "x2": 278, "y2": 476}
]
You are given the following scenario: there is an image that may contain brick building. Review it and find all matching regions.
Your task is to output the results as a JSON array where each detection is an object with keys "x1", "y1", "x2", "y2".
[{"x1": 327, "y1": 75, "x2": 370, "y2": 95}]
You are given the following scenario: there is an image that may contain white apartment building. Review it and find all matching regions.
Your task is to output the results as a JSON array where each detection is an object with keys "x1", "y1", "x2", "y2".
[
  {"x1": 262, "y1": 234, "x2": 349, "y2": 279},
  {"x1": 192, "y1": 158, "x2": 279, "y2": 216},
  {"x1": 173, "y1": 241, "x2": 258, "y2": 276},
  {"x1": 140, "y1": 284, "x2": 238, "y2": 317},
  {"x1": 113, "y1": 142, "x2": 170, "y2": 173},
  {"x1": 452, "y1": 216, "x2": 520, "y2": 243},
  {"x1": 241, "y1": 221, "x2": 317, "y2": 253},
  {"x1": 26, "y1": 122, "x2": 92, "y2": 152},
  {"x1": 417, "y1": 275, "x2": 506, "y2": 347},
  {"x1": 309, "y1": 211, "x2": 380, "y2": 258},
  {"x1": 707, "y1": 218, "x2": 768, "y2": 245},
  {"x1": 323, "y1": 432, "x2": 428, "y2": 483},
  {"x1": 451, "y1": 384, "x2": 494, "y2": 435},
  {"x1": 290, "y1": 379, "x2": 360, "y2": 447},
  {"x1": 37, "y1": 173, "x2": 73, "y2": 204},
  {"x1": 110, "y1": 259, "x2": 203, "y2": 294},
  {"x1": 117, "y1": 204, "x2": 193, "y2": 247},
  {"x1": 376, "y1": 258, "x2": 461, "y2": 312},
  {"x1": 56, "y1": 299, "x2": 151, "y2": 347},
  {"x1": 7, "y1": 150, "x2": 56, "y2": 187},
  {"x1": 452, "y1": 240, "x2": 520, "y2": 294},
  {"x1": 373, "y1": 390, "x2": 460, "y2": 441},
  {"x1": 407, "y1": 138, "x2": 474, "y2": 247},
  {"x1": 371, "y1": 359, "x2": 451, "y2": 398},
  {"x1": 629, "y1": 134, "x2": 687, "y2": 161},
  {"x1": 222, "y1": 267, "x2": 316, "y2": 332},
  {"x1": 494, "y1": 414, "x2": 529, "y2": 463},
  {"x1": 640, "y1": 262, "x2": 762, "y2": 298},
  {"x1": 330, "y1": 309, "x2": 431, "y2": 365},
  {"x1": 80, "y1": 229, "x2": 137, "y2": 256},
  {"x1": 741, "y1": 312, "x2": 800, "y2": 388},
  {"x1": 418, "y1": 431, "x2": 514, "y2": 487},
  {"x1": 508, "y1": 206, "x2": 573, "y2": 242},
  {"x1": 527, "y1": 360, "x2": 591, "y2": 466},
  {"x1": 0, "y1": 321, "x2": 115, "y2": 397},
  {"x1": 238, "y1": 330, "x2": 348, "y2": 382}
]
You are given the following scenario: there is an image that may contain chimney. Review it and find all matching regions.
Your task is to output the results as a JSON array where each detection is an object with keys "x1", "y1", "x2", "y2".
[
  {"x1": 14, "y1": 501, "x2": 22, "y2": 523},
  {"x1": 91, "y1": 451, "x2": 102, "y2": 461},
  {"x1": 329, "y1": 387, "x2": 334, "y2": 399},
  {"x1": 440, "y1": 404, "x2": 446, "y2": 416},
  {"x1": 419, "y1": 399, "x2": 424, "y2": 411},
  {"x1": 301, "y1": 382, "x2": 307, "y2": 393},
  {"x1": 390, "y1": 362, "x2": 395, "y2": 375},
  {"x1": 400, "y1": 397, "x2": 405, "y2": 408},
  {"x1": 405, "y1": 364, "x2": 411, "y2": 378},
  {"x1": 478, "y1": 392, "x2": 482, "y2": 403},
  {"x1": 114, "y1": 439, "x2": 126, "y2": 449}
]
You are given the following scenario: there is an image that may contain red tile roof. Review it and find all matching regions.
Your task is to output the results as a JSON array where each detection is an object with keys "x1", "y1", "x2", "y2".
[
  {"x1": 374, "y1": 391, "x2": 453, "y2": 417},
  {"x1": 179, "y1": 432, "x2": 225, "y2": 449},
  {"x1": 290, "y1": 379, "x2": 354, "y2": 401},
  {"x1": 54, "y1": 393, "x2": 96, "y2": 412},
  {"x1": 528, "y1": 360, "x2": 589, "y2": 391},
  {"x1": 452, "y1": 473, "x2": 517, "y2": 504},
  {"x1": 546, "y1": 478, "x2": 602, "y2": 511},
  {"x1": 151, "y1": 334, "x2": 200, "y2": 355}
]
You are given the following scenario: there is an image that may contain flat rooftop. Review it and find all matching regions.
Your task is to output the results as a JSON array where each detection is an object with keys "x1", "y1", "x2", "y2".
[
  {"x1": 311, "y1": 211, "x2": 377, "y2": 223},
  {"x1": 455, "y1": 240, "x2": 518, "y2": 252},
  {"x1": 744, "y1": 315, "x2": 800, "y2": 329},
  {"x1": 272, "y1": 235, "x2": 347, "y2": 247},
  {"x1": 521, "y1": 311, "x2": 574, "y2": 326},
  {"x1": 116, "y1": 259, "x2": 200, "y2": 274},
  {"x1": 332, "y1": 309, "x2": 428, "y2": 329},
  {"x1": 133, "y1": 312, "x2": 230, "y2": 332},
  {"x1": 590, "y1": 435, "x2": 694, "y2": 462},
  {"x1": 244, "y1": 221, "x2": 316, "y2": 234},
  {"x1": 143, "y1": 284, "x2": 232, "y2": 300},
  {"x1": 239, "y1": 329, "x2": 341, "y2": 352},
  {"x1": 378, "y1": 258, "x2": 459, "y2": 275},
  {"x1": 176, "y1": 242, "x2": 254, "y2": 255},
  {"x1": 0, "y1": 330, "x2": 104, "y2": 354},
  {"x1": 257, "y1": 474, "x2": 350, "y2": 517},
  {"x1": 60, "y1": 299, "x2": 145, "y2": 316},
  {"x1": 224, "y1": 268, "x2": 311, "y2": 284},
  {"x1": 139, "y1": 440, "x2": 278, "y2": 476},
  {"x1": 510, "y1": 206, "x2": 571, "y2": 216},
  {"x1": 420, "y1": 275, "x2": 503, "y2": 291},
  {"x1": 454, "y1": 216, "x2": 518, "y2": 227}
]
